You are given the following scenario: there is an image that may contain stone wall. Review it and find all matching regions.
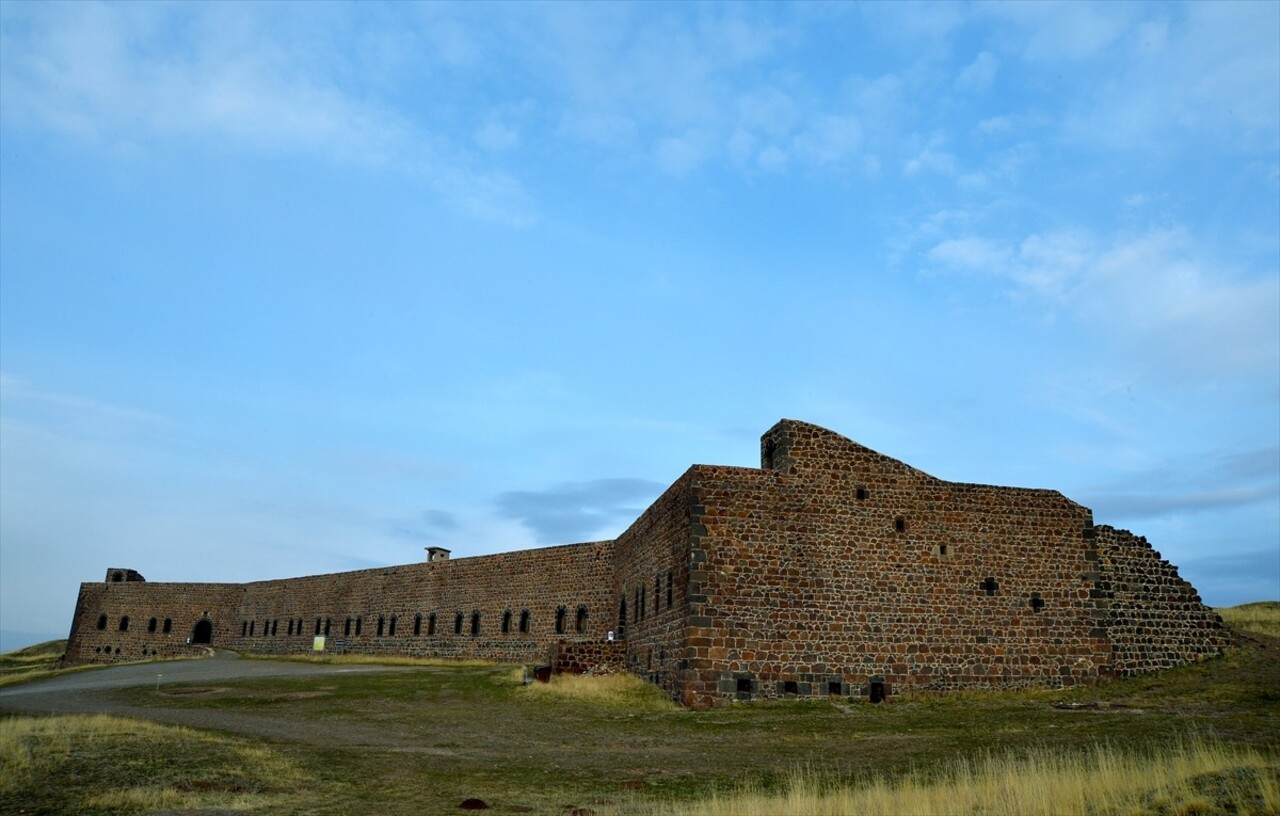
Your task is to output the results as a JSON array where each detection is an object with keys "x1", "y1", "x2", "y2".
[
  {"x1": 63, "y1": 418, "x2": 1229, "y2": 708},
  {"x1": 1090, "y1": 525, "x2": 1231, "y2": 675},
  {"x1": 65, "y1": 580, "x2": 242, "y2": 664},
  {"x1": 67, "y1": 541, "x2": 617, "y2": 665},
  {"x1": 611, "y1": 472, "x2": 695, "y2": 700},
  {"x1": 680, "y1": 420, "x2": 1110, "y2": 707},
  {"x1": 549, "y1": 639, "x2": 627, "y2": 675}
]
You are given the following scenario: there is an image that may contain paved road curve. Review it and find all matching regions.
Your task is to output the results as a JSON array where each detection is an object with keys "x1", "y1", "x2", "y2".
[{"x1": 0, "y1": 650, "x2": 409, "y2": 708}]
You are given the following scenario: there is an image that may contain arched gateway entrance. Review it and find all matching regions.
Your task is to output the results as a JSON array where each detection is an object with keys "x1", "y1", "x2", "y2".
[{"x1": 191, "y1": 619, "x2": 213, "y2": 645}]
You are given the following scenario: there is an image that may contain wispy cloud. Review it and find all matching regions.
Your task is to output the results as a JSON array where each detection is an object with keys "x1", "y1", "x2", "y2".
[
  {"x1": 495, "y1": 477, "x2": 664, "y2": 544},
  {"x1": 1088, "y1": 486, "x2": 1278, "y2": 522},
  {"x1": 1080, "y1": 445, "x2": 1280, "y2": 523},
  {"x1": 0, "y1": 2, "x2": 534, "y2": 224},
  {"x1": 955, "y1": 51, "x2": 999, "y2": 93},
  {"x1": 926, "y1": 228, "x2": 1280, "y2": 385},
  {"x1": 384, "y1": 509, "x2": 460, "y2": 544},
  {"x1": 1178, "y1": 548, "x2": 1280, "y2": 606},
  {"x1": 980, "y1": 1, "x2": 1280, "y2": 152},
  {"x1": 0, "y1": 373, "x2": 170, "y2": 431},
  {"x1": 980, "y1": 1, "x2": 1136, "y2": 62}
]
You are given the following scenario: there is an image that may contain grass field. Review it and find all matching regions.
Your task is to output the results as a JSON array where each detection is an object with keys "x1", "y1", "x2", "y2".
[
  {"x1": 0, "y1": 639, "x2": 67, "y2": 688},
  {"x1": 670, "y1": 737, "x2": 1279, "y2": 816},
  {"x1": 1, "y1": 714, "x2": 308, "y2": 814},
  {"x1": 1, "y1": 604, "x2": 1277, "y2": 814},
  {"x1": 1218, "y1": 601, "x2": 1280, "y2": 639}
]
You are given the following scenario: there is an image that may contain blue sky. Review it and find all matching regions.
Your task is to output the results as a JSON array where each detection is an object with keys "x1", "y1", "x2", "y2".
[{"x1": 1, "y1": 1, "x2": 1277, "y2": 651}]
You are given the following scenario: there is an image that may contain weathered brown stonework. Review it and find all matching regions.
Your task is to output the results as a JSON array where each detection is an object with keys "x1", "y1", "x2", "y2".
[{"x1": 63, "y1": 420, "x2": 1230, "y2": 706}]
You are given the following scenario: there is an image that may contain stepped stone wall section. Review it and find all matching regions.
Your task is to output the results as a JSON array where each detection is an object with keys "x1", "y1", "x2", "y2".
[
  {"x1": 1089, "y1": 525, "x2": 1232, "y2": 675},
  {"x1": 62, "y1": 418, "x2": 1229, "y2": 706}
]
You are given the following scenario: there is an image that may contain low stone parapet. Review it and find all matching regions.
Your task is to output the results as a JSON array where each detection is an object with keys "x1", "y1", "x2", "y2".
[{"x1": 549, "y1": 639, "x2": 628, "y2": 675}]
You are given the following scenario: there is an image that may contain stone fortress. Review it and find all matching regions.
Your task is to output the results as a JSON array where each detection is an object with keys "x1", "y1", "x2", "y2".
[{"x1": 64, "y1": 420, "x2": 1231, "y2": 707}]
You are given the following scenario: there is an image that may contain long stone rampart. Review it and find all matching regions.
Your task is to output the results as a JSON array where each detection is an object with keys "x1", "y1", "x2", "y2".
[
  {"x1": 67, "y1": 541, "x2": 616, "y2": 665},
  {"x1": 61, "y1": 419, "x2": 1229, "y2": 708}
]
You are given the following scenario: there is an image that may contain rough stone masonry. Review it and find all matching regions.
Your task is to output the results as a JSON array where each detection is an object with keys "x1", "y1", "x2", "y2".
[{"x1": 63, "y1": 419, "x2": 1231, "y2": 707}]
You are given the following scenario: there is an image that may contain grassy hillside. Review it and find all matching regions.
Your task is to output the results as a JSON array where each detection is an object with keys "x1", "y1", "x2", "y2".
[
  {"x1": 0, "y1": 639, "x2": 65, "y2": 688},
  {"x1": 1218, "y1": 601, "x2": 1280, "y2": 638}
]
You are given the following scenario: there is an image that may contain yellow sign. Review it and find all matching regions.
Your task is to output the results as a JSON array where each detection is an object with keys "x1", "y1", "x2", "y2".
[{"x1": 313, "y1": 636, "x2": 325, "y2": 652}]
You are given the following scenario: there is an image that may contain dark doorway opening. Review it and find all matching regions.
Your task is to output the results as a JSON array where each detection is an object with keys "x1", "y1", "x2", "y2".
[
  {"x1": 869, "y1": 680, "x2": 886, "y2": 703},
  {"x1": 192, "y1": 619, "x2": 213, "y2": 645}
]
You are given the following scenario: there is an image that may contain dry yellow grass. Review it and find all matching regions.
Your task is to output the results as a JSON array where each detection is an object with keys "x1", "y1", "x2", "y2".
[
  {"x1": 244, "y1": 651, "x2": 497, "y2": 667},
  {"x1": 0, "y1": 714, "x2": 308, "y2": 813},
  {"x1": 1217, "y1": 602, "x2": 1280, "y2": 638},
  {"x1": 657, "y1": 737, "x2": 1279, "y2": 816},
  {"x1": 522, "y1": 671, "x2": 677, "y2": 711}
]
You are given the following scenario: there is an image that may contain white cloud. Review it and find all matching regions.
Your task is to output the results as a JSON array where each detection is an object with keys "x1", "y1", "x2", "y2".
[
  {"x1": 0, "y1": 373, "x2": 170, "y2": 432},
  {"x1": 1060, "y1": 2, "x2": 1279, "y2": 152},
  {"x1": 735, "y1": 86, "x2": 799, "y2": 139},
  {"x1": 955, "y1": 51, "x2": 999, "y2": 93},
  {"x1": 558, "y1": 111, "x2": 637, "y2": 147},
  {"x1": 474, "y1": 120, "x2": 519, "y2": 151},
  {"x1": 927, "y1": 236, "x2": 1010, "y2": 271},
  {"x1": 2, "y1": 5, "x2": 391, "y2": 157},
  {"x1": 903, "y1": 135, "x2": 956, "y2": 177},
  {"x1": 755, "y1": 144, "x2": 788, "y2": 172},
  {"x1": 793, "y1": 114, "x2": 862, "y2": 165},
  {"x1": 0, "y1": 3, "x2": 535, "y2": 224},
  {"x1": 656, "y1": 132, "x2": 708, "y2": 176},
  {"x1": 980, "y1": 1, "x2": 1135, "y2": 62},
  {"x1": 928, "y1": 228, "x2": 1280, "y2": 384}
]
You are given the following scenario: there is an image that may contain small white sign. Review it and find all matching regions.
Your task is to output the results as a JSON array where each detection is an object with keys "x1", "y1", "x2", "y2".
[{"x1": 313, "y1": 636, "x2": 325, "y2": 652}]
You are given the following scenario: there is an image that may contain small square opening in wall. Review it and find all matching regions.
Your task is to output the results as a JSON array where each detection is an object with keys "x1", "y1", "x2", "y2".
[
  {"x1": 783, "y1": 680, "x2": 799, "y2": 695},
  {"x1": 736, "y1": 678, "x2": 753, "y2": 696},
  {"x1": 1030, "y1": 593, "x2": 1046, "y2": 612},
  {"x1": 933, "y1": 543, "x2": 954, "y2": 558},
  {"x1": 828, "y1": 681, "x2": 843, "y2": 696},
  {"x1": 856, "y1": 487, "x2": 868, "y2": 501},
  {"x1": 894, "y1": 517, "x2": 907, "y2": 533}
]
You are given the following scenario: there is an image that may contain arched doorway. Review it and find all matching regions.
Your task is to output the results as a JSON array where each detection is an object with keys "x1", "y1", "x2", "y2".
[{"x1": 191, "y1": 619, "x2": 213, "y2": 645}]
